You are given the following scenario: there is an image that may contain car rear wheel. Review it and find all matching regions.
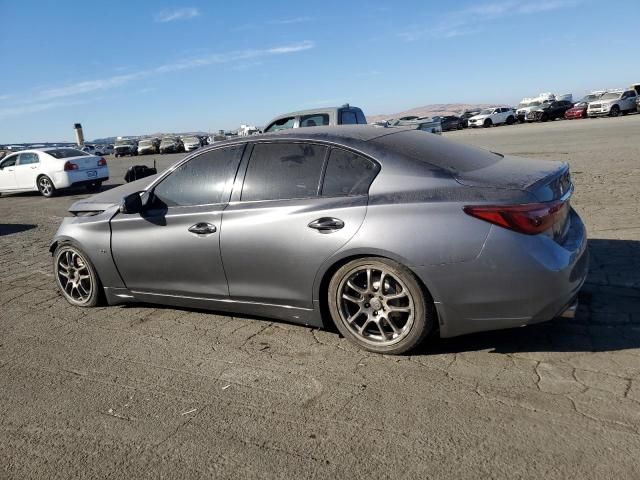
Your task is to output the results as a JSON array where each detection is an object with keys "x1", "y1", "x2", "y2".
[
  {"x1": 54, "y1": 244, "x2": 102, "y2": 307},
  {"x1": 483, "y1": 119, "x2": 492, "y2": 128},
  {"x1": 328, "y1": 258, "x2": 434, "y2": 354},
  {"x1": 37, "y1": 175, "x2": 56, "y2": 197},
  {"x1": 610, "y1": 105, "x2": 620, "y2": 117}
]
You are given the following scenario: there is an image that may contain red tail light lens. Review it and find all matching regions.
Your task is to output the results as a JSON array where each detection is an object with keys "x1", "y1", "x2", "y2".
[
  {"x1": 64, "y1": 161, "x2": 78, "y2": 171},
  {"x1": 97, "y1": 157, "x2": 107, "y2": 166},
  {"x1": 463, "y1": 200, "x2": 567, "y2": 235}
]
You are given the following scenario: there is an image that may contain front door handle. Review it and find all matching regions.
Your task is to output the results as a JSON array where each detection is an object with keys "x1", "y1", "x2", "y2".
[
  {"x1": 188, "y1": 222, "x2": 217, "y2": 235},
  {"x1": 308, "y1": 217, "x2": 345, "y2": 232}
]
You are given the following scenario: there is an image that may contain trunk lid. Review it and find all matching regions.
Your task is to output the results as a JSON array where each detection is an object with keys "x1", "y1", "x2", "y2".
[{"x1": 455, "y1": 155, "x2": 573, "y2": 243}]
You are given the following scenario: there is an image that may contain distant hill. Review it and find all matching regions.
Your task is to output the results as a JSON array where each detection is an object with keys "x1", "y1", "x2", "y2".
[{"x1": 368, "y1": 103, "x2": 497, "y2": 123}]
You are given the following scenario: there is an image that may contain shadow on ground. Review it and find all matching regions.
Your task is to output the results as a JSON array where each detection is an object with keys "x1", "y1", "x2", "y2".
[
  {"x1": 419, "y1": 238, "x2": 640, "y2": 355},
  {"x1": 0, "y1": 224, "x2": 37, "y2": 236}
]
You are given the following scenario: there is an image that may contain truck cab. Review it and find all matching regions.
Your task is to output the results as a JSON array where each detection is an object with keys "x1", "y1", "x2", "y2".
[{"x1": 263, "y1": 104, "x2": 367, "y2": 133}]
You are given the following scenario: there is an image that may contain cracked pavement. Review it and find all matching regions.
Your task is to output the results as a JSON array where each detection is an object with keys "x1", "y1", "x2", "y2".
[{"x1": 1, "y1": 116, "x2": 640, "y2": 479}]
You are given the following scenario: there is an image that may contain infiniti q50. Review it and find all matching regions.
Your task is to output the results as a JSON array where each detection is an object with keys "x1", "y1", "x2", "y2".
[{"x1": 51, "y1": 126, "x2": 587, "y2": 354}]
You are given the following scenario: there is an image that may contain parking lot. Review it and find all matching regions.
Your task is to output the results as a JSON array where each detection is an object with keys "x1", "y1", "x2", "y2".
[{"x1": 1, "y1": 116, "x2": 639, "y2": 478}]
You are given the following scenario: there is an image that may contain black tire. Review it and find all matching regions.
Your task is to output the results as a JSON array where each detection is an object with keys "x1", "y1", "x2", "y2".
[
  {"x1": 327, "y1": 257, "x2": 435, "y2": 354},
  {"x1": 37, "y1": 175, "x2": 56, "y2": 197},
  {"x1": 610, "y1": 105, "x2": 620, "y2": 117},
  {"x1": 114, "y1": 154, "x2": 119, "y2": 158},
  {"x1": 483, "y1": 119, "x2": 492, "y2": 128},
  {"x1": 53, "y1": 243, "x2": 102, "y2": 307},
  {"x1": 85, "y1": 181, "x2": 102, "y2": 193},
  {"x1": 506, "y1": 115, "x2": 515, "y2": 125}
]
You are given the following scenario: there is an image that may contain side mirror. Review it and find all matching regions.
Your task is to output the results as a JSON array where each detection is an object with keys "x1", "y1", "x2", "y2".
[{"x1": 120, "y1": 192, "x2": 144, "y2": 214}]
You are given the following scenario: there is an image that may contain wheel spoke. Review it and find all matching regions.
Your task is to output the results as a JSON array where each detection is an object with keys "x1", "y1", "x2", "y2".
[
  {"x1": 346, "y1": 308, "x2": 363, "y2": 324},
  {"x1": 342, "y1": 293, "x2": 362, "y2": 305},
  {"x1": 384, "y1": 291, "x2": 407, "y2": 301},
  {"x1": 376, "y1": 321, "x2": 389, "y2": 340},
  {"x1": 388, "y1": 306, "x2": 411, "y2": 313},
  {"x1": 378, "y1": 272, "x2": 386, "y2": 293},
  {"x1": 346, "y1": 280, "x2": 365, "y2": 295},
  {"x1": 384, "y1": 316, "x2": 401, "y2": 335},
  {"x1": 365, "y1": 269, "x2": 372, "y2": 293}
]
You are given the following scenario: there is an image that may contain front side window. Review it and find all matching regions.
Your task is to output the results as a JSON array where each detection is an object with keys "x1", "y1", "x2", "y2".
[
  {"x1": 265, "y1": 117, "x2": 295, "y2": 133},
  {"x1": 1, "y1": 156, "x2": 18, "y2": 168},
  {"x1": 299, "y1": 114, "x2": 329, "y2": 127},
  {"x1": 322, "y1": 148, "x2": 379, "y2": 197},
  {"x1": 152, "y1": 145, "x2": 244, "y2": 207},
  {"x1": 340, "y1": 110, "x2": 358, "y2": 125},
  {"x1": 18, "y1": 153, "x2": 39, "y2": 165},
  {"x1": 241, "y1": 143, "x2": 327, "y2": 202}
]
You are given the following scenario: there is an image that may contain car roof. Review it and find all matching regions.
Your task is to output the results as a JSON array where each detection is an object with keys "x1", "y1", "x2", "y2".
[{"x1": 231, "y1": 125, "x2": 409, "y2": 144}]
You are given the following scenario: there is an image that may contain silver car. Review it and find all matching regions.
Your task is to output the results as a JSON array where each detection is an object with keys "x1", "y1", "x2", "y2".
[{"x1": 50, "y1": 126, "x2": 587, "y2": 354}]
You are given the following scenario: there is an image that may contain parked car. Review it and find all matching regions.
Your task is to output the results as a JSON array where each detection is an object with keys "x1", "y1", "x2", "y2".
[
  {"x1": 50, "y1": 126, "x2": 586, "y2": 355},
  {"x1": 587, "y1": 89, "x2": 638, "y2": 117},
  {"x1": 525, "y1": 100, "x2": 574, "y2": 122},
  {"x1": 138, "y1": 138, "x2": 160, "y2": 155},
  {"x1": 565, "y1": 93, "x2": 604, "y2": 120},
  {"x1": 114, "y1": 138, "x2": 138, "y2": 157},
  {"x1": 159, "y1": 137, "x2": 184, "y2": 154},
  {"x1": 388, "y1": 116, "x2": 443, "y2": 135},
  {"x1": 432, "y1": 115, "x2": 463, "y2": 131},
  {"x1": 468, "y1": 107, "x2": 516, "y2": 128},
  {"x1": 0, "y1": 148, "x2": 108, "y2": 197},
  {"x1": 182, "y1": 136, "x2": 202, "y2": 152},
  {"x1": 459, "y1": 110, "x2": 481, "y2": 128},
  {"x1": 636, "y1": 95, "x2": 640, "y2": 113},
  {"x1": 263, "y1": 104, "x2": 367, "y2": 132},
  {"x1": 101, "y1": 144, "x2": 114, "y2": 156}
]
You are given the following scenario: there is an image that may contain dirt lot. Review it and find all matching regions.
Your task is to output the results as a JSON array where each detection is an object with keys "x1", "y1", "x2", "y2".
[{"x1": 1, "y1": 116, "x2": 639, "y2": 479}]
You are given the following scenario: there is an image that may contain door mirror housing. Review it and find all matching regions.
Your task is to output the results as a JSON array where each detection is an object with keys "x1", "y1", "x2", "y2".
[{"x1": 120, "y1": 192, "x2": 144, "y2": 214}]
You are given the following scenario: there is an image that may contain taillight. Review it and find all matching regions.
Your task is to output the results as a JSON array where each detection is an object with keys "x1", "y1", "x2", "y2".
[
  {"x1": 97, "y1": 157, "x2": 107, "y2": 166},
  {"x1": 463, "y1": 200, "x2": 567, "y2": 235},
  {"x1": 64, "y1": 161, "x2": 78, "y2": 171}
]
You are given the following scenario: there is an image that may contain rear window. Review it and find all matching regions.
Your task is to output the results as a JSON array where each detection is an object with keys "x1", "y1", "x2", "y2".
[
  {"x1": 372, "y1": 130, "x2": 501, "y2": 174},
  {"x1": 46, "y1": 149, "x2": 88, "y2": 159},
  {"x1": 340, "y1": 110, "x2": 358, "y2": 125}
]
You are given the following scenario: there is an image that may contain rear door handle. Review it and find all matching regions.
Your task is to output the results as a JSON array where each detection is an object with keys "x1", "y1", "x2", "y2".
[
  {"x1": 308, "y1": 217, "x2": 344, "y2": 232},
  {"x1": 188, "y1": 222, "x2": 217, "y2": 235}
]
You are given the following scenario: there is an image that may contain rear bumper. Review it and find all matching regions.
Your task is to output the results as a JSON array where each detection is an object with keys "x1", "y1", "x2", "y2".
[
  {"x1": 414, "y1": 209, "x2": 588, "y2": 338},
  {"x1": 53, "y1": 167, "x2": 109, "y2": 188}
]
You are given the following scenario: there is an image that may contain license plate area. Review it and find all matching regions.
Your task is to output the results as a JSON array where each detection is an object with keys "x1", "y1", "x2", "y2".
[{"x1": 87, "y1": 170, "x2": 97, "y2": 178}]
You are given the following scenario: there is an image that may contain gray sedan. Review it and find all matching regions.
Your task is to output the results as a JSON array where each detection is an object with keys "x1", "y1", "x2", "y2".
[{"x1": 50, "y1": 126, "x2": 587, "y2": 354}]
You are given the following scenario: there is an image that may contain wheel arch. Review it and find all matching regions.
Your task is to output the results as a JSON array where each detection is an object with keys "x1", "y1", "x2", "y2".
[{"x1": 314, "y1": 250, "x2": 438, "y2": 330}]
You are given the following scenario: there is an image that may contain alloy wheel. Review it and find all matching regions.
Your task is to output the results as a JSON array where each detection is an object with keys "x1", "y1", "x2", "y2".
[
  {"x1": 55, "y1": 248, "x2": 93, "y2": 304},
  {"x1": 337, "y1": 266, "x2": 415, "y2": 347},
  {"x1": 38, "y1": 177, "x2": 53, "y2": 196}
]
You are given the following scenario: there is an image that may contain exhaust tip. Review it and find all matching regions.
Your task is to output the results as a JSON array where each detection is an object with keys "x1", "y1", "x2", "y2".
[{"x1": 559, "y1": 300, "x2": 578, "y2": 319}]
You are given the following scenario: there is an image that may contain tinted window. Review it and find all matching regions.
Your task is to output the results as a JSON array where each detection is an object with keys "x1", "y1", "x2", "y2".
[
  {"x1": 340, "y1": 110, "x2": 358, "y2": 125},
  {"x1": 322, "y1": 148, "x2": 379, "y2": 197},
  {"x1": 46, "y1": 148, "x2": 87, "y2": 159},
  {"x1": 1, "y1": 156, "x2": 17, "y2": 168},
  {"x1": 18, "y1": 153, "x2": 39, "y2": 165},
  {"x1": 355, "y1": 109, "x2": 367, "y2": 124},
  {"x1": 300, "y1": 114, "x2": 329, "y2": 127},
  {"x1": 265, "y1": 117, "x2": 295, "y2": 133},
  {"x1": 153, "y1": 145, "x2": 244, "y2": 207},
  {"x1": 241, "y1": 143, "x2": 327, "y2": 201}
]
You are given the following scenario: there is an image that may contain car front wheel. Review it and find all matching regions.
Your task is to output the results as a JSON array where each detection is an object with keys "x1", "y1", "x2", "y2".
[
  {"x1": 610, "y1": 105, "x2": 620, "y2": 117},
  {"x1": 54, "y1": 244, "x2": 101, "y2": 307},
  {"x1": 483, "y1": 119, "x2": 492, "y2": 128},
  {"x1": 328, "y1": 257, "x2": 434, "y2": 354}
]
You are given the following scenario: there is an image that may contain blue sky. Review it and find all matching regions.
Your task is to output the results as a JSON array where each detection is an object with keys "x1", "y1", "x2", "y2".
[{"x1": 1, "y1": 0, "x2": 638, "y2": 142}]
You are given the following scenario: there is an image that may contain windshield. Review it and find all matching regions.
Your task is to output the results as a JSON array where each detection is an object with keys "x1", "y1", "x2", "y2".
[
  {"x1": 160, "y1": 138, "x2": 176, "y2": 145},
  {"x1": 183, "y1": 136, "x2": 198, "y2": 143},
  {"x1": 583, "y1": 94, "x2": 599, "y2": 102},
  {"x1": 479, "y1": 109, "x2": 493, "y2": 115},
  {"x1": 46, "y1": 148, "x2": 88, "y2": 159},
  {"x1": 115, "y1": 139, "x2": 134, "y2": 146},
  {"x1": 601, "y1": 92, "x2": 621, "y2": 100},
  {"x1": 139, "y1": 140, "x2": 153, "y2": 146}
]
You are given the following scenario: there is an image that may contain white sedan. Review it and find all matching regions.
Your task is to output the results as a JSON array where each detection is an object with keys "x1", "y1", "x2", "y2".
[{"x1": 0, "y1": 147, "x2": 109, "y2": 197}]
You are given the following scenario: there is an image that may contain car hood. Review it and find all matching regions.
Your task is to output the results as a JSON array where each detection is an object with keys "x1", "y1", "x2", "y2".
[
  {"x1": 469, "y1": 114, "x2": 489, "y2": 121},
  {"x1": 68, "y1": 174, "x2": 159, "y2": 214}
]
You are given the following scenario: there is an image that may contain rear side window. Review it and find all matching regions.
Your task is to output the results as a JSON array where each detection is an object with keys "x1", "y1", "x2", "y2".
[
  {"x1": 300, "y1": 114, "x2": 329, "y2": 127},
  {"x1": 265, "y1": 117, "x2": 295, "y2": 133},
  {"x1": 355, "y1": 109, "x2": 367, "y2": 124},
  {"x1": 152, "y1": 145, "x2": 244, "y2": 207},
  {"x1": 18, "y1": 153, "x2": 39, "y2": 165},
  {"x1": 322, "y1": 148, "x2": 379, "y2": 197},
  {"x1": 241, "y1": 143, "x2": 327, "y2": 201},
  {"x1": 340, "y1": 110, "x2": 358, "y2": 125}
]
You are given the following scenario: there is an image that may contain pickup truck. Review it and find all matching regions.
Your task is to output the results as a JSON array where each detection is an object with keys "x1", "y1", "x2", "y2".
[{"x1": 263, "y1": 104, "x2": 367, "y2": 132}]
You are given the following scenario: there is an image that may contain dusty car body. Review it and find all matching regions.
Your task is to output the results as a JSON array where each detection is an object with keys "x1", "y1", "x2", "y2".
[{"x1": 50, "y1": 126, "x2": 587, "y2": 354}]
